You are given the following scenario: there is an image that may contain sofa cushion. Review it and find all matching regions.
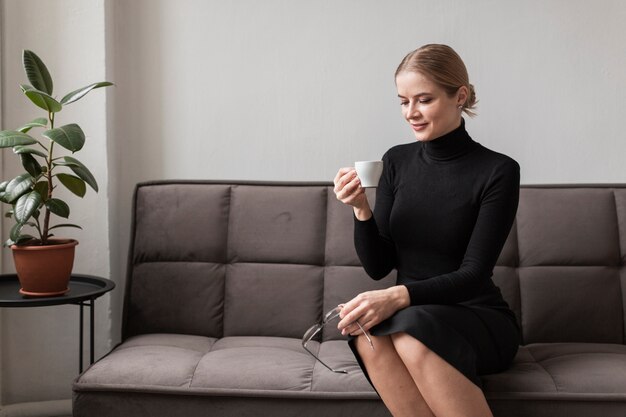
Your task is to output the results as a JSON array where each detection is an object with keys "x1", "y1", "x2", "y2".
[
  {"x1": 514, "y1": 187, "x2": 625, "y2": 345},
  {"x1": 73, "y1": 334, "x2": 390, "y2": 417},
  {"x1": 133, "y1": 184, "x2": 231, "y2": 263},
  {"x1": 517, "y1": 188, "x2": 621, "y2": 267},
  {"x1": 76, "y1": 336, "x2": 626, "y2": 416},
  {"x1": 77, "y1": 334, "x2": 217, "y2": 388},
  {"x1": 519, "y1": 267, "x2": 623, "y2": 344},
  {"x1": 325, "y1": 188, "x2": 377, "y2": 266},
  {"x1": 483, "y1": 343, "x2": 626, "y2": 417},
  {"x1": 75, "y1": 334, "x2": 376, "y2": 398},
  {"x1": 228, "y1": 185, "x2": 327, "y2": 265},
  {"x1": 483, "y1": 343, "x2": 626, "y2": 394},
  {"x1": 126, "y1": 262, "x2": 225, "y2": 337},
  {"x1": 223, "y1": 263, "x2": 324, "y2": 338}
]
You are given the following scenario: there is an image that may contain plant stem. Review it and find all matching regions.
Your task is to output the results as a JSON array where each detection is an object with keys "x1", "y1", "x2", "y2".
[
  {"x1": 41, "y1": 111, "x2": 55, "y2": 245},
  {"x1": 34, "y1": 216, "x2": 43, "y2": 242}
]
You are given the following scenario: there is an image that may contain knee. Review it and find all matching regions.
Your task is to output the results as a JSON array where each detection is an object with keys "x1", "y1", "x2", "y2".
[
  {"x1": 390, "y1": 332, "x2": 432, "y2": 368},
  {"x1": 356, "y1": 334, "x2": 393, "y2": 365}
]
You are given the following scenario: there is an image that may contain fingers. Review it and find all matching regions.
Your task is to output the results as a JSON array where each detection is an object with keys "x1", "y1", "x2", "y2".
[
  {"x1": 333, "y1": 168, "x2": 358, "y2": 194},
  {"x1": 333, "y1": 167, "x2": 354, "y2": 185},
  {"x1": 342, "y1": 319, "x2": 372, "y2": 336},
  {"x1": 334, "y1": 172, "x2": 365, "y2": 203},
  {"x1": 342, "y1": 323, "x2": 362, "y2": 336},
  {"x1": 338, "y1": 290, "x2": 392, "y2": 335},
  {"x1": 338, "y1": 177, "x2": 363, "y2": 203},
  {"x1": 333, "y1": 167, "x2": 371, "y2": 213},
  {"x1": 337, "y1": 301, "x2": 370, "y2": 335}
]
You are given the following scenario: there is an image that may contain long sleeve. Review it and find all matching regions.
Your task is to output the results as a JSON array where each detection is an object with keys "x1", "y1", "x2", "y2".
[{"x1": 353, "y1": 152, "x2": 397, "y2": 280}]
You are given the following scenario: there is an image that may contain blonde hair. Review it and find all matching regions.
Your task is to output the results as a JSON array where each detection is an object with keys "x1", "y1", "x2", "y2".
[{"x1": 395, "y1": 44, "x2": 477, "y2": 117}]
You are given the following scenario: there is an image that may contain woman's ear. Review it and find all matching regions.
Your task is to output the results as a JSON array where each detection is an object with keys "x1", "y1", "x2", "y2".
[{"x1": 457, "y1": 85, "x2": 469, "y2": 106}]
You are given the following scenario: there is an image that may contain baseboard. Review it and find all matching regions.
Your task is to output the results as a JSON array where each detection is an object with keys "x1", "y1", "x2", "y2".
[{"x1": 0, "y1": 400, "x2": 71, "y2": 417}]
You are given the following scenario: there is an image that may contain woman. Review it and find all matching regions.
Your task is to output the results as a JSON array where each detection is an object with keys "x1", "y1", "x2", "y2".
[{"x1": 333, "y1": 44, "x2": 520, "y2": 417}]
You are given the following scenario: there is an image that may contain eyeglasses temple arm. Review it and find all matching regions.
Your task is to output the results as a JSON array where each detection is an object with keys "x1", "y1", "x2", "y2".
[{"x1": 302, "y1": 342, "x2": 348, "y2": 374}]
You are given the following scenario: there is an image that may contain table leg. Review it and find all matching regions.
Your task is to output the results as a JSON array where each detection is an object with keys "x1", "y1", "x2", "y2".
[
  {"x1": 77, "y1": 299, "x2": 98, "y2": 373},
  {"x1": 90, "y1": 298, "x2": 95, "y2": 364},
  {"x1": 79, "y1": 302, "x2": 84, "y2": 373}
]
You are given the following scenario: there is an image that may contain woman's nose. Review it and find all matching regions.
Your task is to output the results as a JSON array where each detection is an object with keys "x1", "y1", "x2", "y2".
[{"x1": 406, "y1": 102, "x2": 420, "y2": 119}]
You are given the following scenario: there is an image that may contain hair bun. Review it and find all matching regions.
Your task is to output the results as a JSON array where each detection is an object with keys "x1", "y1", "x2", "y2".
[
  {"x1": 467, "y1": 83, "x2": 477, "y2": 107},
  {"x1": 462, "y1": 83, "x2": 478, "y2": 116}
]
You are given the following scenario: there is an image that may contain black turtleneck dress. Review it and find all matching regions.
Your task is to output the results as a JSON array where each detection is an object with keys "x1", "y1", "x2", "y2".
[{"x1": 349, "y1": 120, "x2": 521, "y2": 388}]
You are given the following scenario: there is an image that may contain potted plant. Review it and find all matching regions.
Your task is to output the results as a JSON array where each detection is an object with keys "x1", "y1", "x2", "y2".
[{"x1": 0, "y1": 50, "x2": 112, "y2": 296}]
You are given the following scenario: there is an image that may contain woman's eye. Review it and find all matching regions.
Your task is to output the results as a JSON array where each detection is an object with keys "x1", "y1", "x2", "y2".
[
  {"x1": 400, "y1": 101, "x2": 408, "y2": 106},
  {"x1": 419, "y1": 98, "x2": 432, "y2": 104}
]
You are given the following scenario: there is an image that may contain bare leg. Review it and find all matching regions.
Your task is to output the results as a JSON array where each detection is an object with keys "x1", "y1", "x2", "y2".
[
  {"x1": 355, "y1": 334, "x2": 435, "y2": 417},
  {"x1": 390, "y1": 332, "x2": 493, "y2": 417}
]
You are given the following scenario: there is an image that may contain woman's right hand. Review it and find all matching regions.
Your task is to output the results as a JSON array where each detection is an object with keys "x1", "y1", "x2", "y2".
[{"x1": 333, "y1": 167, "x2": 372, "y2": 220}]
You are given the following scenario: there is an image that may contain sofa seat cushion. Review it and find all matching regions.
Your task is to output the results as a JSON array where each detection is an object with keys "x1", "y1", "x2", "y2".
[
  {"x1": 75, "y1": 335, "x2": 626, "y2": 417},
  {"x1": 74, "y1": 334, "x2": 377, "y2": 399},
  {"x1": 482, "y1": 343, "x2": 626, "y2": 417},
  {"x1": 483, "y1": 343, "x2": 626, "y2": 398}
]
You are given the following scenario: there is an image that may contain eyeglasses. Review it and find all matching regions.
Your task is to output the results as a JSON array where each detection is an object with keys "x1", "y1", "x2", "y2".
[{"x1": 302, "y1": 306, "x2": 374, "y2": 374}]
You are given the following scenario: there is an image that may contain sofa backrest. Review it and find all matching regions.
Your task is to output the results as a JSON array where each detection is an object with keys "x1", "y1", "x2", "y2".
[
  {"x1": 123, "y1": 182, "x2": 626, "y2": 346},
  {"x1": 495, "y1": 186, "x2": 626, "y2": 345}
]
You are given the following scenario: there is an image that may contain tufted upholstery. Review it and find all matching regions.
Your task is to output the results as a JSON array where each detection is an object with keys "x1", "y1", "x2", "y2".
[
  {"x1": 493, "y1": 187, "x2": 626, "y2": 346},
  {"x1": 73, "y1": 182, "x2": 626, "y2": 417}
]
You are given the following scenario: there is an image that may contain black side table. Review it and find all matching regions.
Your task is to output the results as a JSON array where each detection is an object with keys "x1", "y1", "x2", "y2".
[{"x1": 0, "y1": 274, "x2": 115, "y2": 373}]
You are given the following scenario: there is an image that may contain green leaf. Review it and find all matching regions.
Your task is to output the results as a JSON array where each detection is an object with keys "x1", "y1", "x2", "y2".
[
  {"x1": 56, "y1": 173, "x2": 86, "y2": 197},
  {"x1": 0, "y1": 131, "x2": 37, "y2": 148},
  {"x1": 54, "y1": 156, "x2": 98, "y2": 192},
  {"x1": 3, "y1": 173, "x2": 33, "y2": 203},
  {"x1": 0, "y1": 180, "x2": 12, "y2": 204},
  {"x1": 6, "y1": 224, "x2": 35, "y2": 246},
  {"x1": 48, "y1": 223, "x2": 82, "y2": 231},
  {"x1": 46, "y1": 198, "x2": 70, "y2": 218},
  {"x1": 20, "y1": 84, "x2": 62, "y2": 113},
  {"x1": 43, "y1": 124, "x2": 85, "y2": 152},
  {"x1": 9, "y1": 222, "x2": 24, "y2": 242},
  {"x1": 23, "y1": 50, "x2": 53, "y2": 94},
  {"x1": 19, "y1": 153, "x2": 42, "y2": 177},
  {"x1": 33, "y1": 181, "x2": 49, "y2": 201},
  {"x1": 14, "y1": 191, "x2": 42, "y2": 223},
  {"x1": 61, "y1": 81, "x2": 113, "y2": 105},
  {"x1": 17, "y1": 117, "x2": 48, "y2": 133},
  {"x1": 13, "y1": 146, "x2": 47, "y2": 158}
]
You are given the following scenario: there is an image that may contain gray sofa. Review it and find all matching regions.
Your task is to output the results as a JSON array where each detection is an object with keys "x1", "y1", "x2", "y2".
[{"x1": 73, "y1": 181, "x2": 626, "y2": 417}]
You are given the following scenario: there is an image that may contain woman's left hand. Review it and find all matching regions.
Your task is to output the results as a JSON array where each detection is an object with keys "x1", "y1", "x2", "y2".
[{"x1": 337, "y1": 285, "x2": 410, "y2": 336}]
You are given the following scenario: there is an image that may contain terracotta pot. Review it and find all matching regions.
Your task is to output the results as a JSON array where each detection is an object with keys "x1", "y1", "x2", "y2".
[{"x1": 11, "y1": 238, "x2": 78, "y2": 297}]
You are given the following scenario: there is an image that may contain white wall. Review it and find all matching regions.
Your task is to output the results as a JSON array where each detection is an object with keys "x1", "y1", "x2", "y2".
[
  {"x1": 1, "y1": 0, "x2": 625, "y2": 411},
  {"x1": 109, "y1": 0, "x2": 626, "y2": 184}
]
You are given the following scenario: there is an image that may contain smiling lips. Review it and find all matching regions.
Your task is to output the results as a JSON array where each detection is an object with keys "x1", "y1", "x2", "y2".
[{"x1": 411, "y1": 122, "x2": 428, "y2": 131}]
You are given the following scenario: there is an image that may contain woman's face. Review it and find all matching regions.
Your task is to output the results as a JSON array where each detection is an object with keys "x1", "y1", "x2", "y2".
[{"x1": 396, "y1": 71, "x2": 466, "y2": 142}]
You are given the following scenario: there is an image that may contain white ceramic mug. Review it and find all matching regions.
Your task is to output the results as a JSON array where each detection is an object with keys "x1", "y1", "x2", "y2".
[{"x1": 355, "y1": 160, "x2": 383, "y2": 188}]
